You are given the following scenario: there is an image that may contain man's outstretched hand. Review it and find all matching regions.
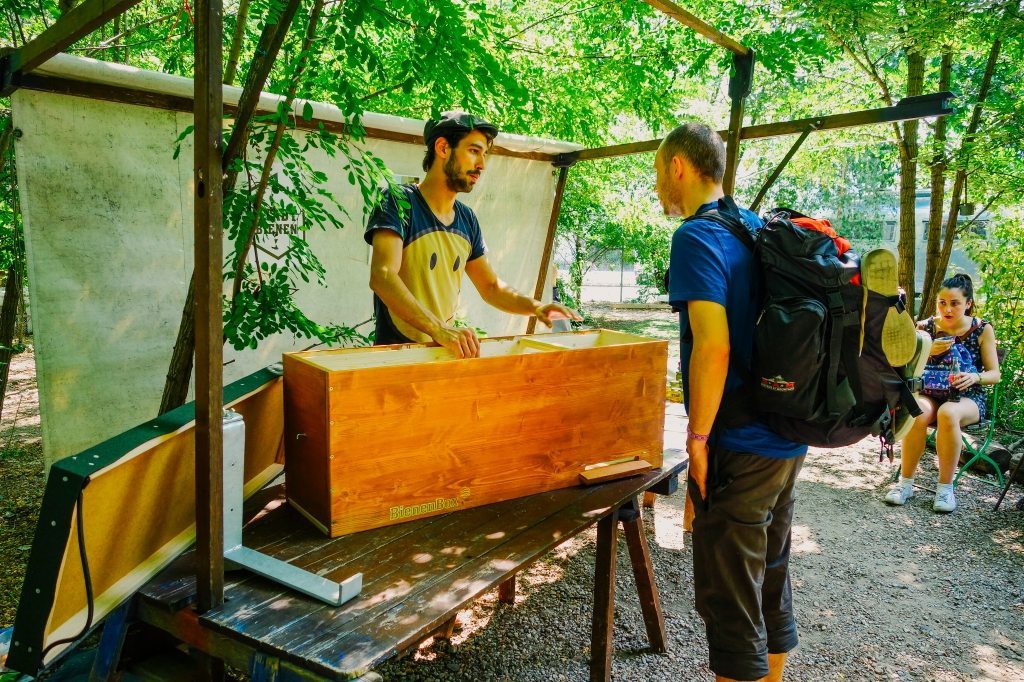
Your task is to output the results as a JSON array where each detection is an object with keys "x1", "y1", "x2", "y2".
[{"x1": 534, "y1": 303, "x2": 583, "y2": 327}]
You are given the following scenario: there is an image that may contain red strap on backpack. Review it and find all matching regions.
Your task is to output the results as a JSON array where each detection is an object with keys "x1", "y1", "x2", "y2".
[{"x1": 790, "y1": 216, "x2": 860, "y2": 285}]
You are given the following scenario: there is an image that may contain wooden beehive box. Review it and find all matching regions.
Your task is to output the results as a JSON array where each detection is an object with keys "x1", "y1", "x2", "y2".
[{"x1": 283, "y1": 329, "x2": 667, "y2": 537}]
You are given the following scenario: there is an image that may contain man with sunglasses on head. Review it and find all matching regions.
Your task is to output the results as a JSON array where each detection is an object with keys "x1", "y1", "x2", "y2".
[{"x1": 365, "y1": 111, "x2": 579, "y2": 357}]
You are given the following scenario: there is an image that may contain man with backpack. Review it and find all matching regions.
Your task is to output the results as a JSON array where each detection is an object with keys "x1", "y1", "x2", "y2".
[{"x1": 657, "y1": 121, "x2": 807, "y2": 682}]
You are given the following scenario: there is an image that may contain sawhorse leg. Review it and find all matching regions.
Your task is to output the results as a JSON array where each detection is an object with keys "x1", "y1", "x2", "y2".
[
  {"x1": 590, "y1": 504, "x2": 619, "y2": 682},
  {"x1": 590, "y1": 494, "x2": 670, "y2": 681},
  {"x1": 620, "y1": 497, "x2": 667, "y2": 653},
  {"x1": 89, "y1": 599, "x2": 134, "y2": 682}
]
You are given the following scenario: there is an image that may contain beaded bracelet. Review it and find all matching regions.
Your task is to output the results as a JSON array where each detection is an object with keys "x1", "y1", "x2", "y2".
[{"x1": 687, "y1": 427, "x2": 710, "y2": 442}]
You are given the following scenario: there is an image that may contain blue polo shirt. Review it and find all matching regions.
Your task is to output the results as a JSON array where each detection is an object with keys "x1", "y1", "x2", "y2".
[{"x1": 668, "y1": 201, "x2": 806, "y2": 459}]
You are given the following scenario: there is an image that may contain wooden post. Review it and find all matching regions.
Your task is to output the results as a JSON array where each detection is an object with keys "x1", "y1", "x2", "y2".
[
  {"x1": 526, "y1": 164, "x2": 571, "y2": 334},
  {"x1": 724, "y1": 50, "x2": 755, "y2": 196},
  {"x1": 194, "y1": 0, "x2": 225, "y2": 617}
]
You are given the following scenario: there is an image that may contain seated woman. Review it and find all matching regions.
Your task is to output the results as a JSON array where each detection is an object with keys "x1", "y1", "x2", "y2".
[{"x1": 884, "y1": 273, "x2": 1001, "y2": 513}]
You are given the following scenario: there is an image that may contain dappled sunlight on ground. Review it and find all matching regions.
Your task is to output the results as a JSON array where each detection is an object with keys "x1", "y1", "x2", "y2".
[
  {"x1": 990, "y1": 526, "x2": 1024, "y2": 554},
  {"x1": 971, "y1": 643, "x2": 1024, "y2": 681},
  {"x1": 791, "y1": 524, "x2": 822, "y2": 555}
]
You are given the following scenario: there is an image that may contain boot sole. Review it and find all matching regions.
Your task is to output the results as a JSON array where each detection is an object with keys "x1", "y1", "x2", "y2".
[{"x1": 862, "y1": 249, "x2": 917, "y2": 366}]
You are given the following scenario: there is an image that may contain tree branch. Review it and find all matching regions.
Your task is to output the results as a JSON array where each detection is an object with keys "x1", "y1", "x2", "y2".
[{"x1": 230, "y1": 0, "x2": 325, "y2": 301}]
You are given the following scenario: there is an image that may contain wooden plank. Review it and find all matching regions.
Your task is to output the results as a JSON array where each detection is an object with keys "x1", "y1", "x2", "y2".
[
  {"x1": 139, "y1": 485, "x2": 485, "y2": 613},
  {"x1": 590, "y1": 509, "x2": 618, "y2": 682},
  {"x1": 194, "y1": 0, "x2": 225, "y2": 614},
  {"x1": 579, "y1": 460, "x2": 652, "y2": 485},
  {"x1": 0, "y1": 0, "x2": 143, "y2": 94},
  {"x1": 621, "y1": 509, "x2": 666, "y2": 652},
  {"x1": 515, "y1": 337, "x2": 570, "y2": 351},
  {"x1": 641, "y1": 0, "x2": 750, "y2": 55},
  {"x1": 526, "y1": 165, "x2": 570, "y2": 334}
]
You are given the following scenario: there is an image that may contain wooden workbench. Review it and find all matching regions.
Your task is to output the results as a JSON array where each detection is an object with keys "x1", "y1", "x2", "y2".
[{"x1": 124, "y1": 449, "x2": 686, "y2": 681}]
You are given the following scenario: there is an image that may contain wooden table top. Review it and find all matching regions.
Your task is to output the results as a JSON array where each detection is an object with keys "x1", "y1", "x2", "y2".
[{"x1": 138, "y1": 448, "x2": 687, "y2": 679}]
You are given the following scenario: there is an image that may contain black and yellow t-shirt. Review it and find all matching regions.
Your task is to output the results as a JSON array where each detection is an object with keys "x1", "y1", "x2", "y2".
[{"x1": 363, "y1": 184, "x2": 487, "y2": 344}]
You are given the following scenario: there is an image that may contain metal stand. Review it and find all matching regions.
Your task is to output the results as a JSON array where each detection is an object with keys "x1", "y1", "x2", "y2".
[{"x1": 222, "y1": 410, "x2": 362, "y2": 606}]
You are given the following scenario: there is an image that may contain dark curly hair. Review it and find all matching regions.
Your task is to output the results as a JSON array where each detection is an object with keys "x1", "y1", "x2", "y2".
[{"x1": 940, "y1": 273, "x2": 976, "y2": 314}]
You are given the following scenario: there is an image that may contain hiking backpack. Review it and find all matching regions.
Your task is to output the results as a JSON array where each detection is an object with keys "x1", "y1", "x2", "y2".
[{"x1": 691, "y1": 196, "x2": 920, "y2": 448}]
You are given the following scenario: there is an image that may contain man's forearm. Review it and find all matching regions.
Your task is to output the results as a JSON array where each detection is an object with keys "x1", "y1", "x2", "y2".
[
  {"x1": 480, "y1": 283, "x2": 540, "y2": 316},
  {"x1": 370, "y1": 270, "x2": 445, "y2": 339},
  {"x1": 687, "y1": 339, "x2": 730, "y2": 436}
]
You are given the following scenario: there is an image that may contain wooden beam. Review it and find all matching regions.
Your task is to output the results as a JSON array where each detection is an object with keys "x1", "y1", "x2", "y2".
[
  {"x1": 0, "y1": 0, "x2": 143, "y2": 95},
  {"x1": 749, "y1": 125, "x2": 815, "y2": 213},
  {"x1": 557, "y1": 92, "x2": 955, "y2": 164},
  {"x1": 194, "y1": 0, "x2": 225, "y2": 615},
  {"x1": 15, "y1": 74, "x2": 556, "y2": 162},
  {"x1": 642, "y1": 0, "x2": 750, "y2": 55},
  {"x1": 526, "y1": 164, "x2": 571, "y2": 334}
]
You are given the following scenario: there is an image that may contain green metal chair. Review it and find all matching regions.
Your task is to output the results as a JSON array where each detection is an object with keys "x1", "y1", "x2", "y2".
[{"x1": 925, "y1": 381, "x2": 1005, "y2": 489}]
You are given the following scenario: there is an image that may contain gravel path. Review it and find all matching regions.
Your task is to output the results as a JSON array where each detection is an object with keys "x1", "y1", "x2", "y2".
[{"x1": 3, "y1": 305, "x2": 1023, "y2": 681}]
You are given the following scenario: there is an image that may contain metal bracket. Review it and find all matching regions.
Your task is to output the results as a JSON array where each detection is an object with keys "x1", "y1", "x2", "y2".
[
  {"x1": 552, "y1": 152, "x2": 579, "y2": 169},
  {"x1": 728, "y1": 50, "x2": 756, "y2": 100},
  {"x1": 222, "y1": 411, "x2": 362, "y2": 606}
]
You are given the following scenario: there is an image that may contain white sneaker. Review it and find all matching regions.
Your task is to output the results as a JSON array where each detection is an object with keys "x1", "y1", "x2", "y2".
[
  {"x1": 933, "y1": 488, "x2": 957, "y2": 513},
  {"x1": 884, "y1": 485, "x2": 914, "y2": 506}
]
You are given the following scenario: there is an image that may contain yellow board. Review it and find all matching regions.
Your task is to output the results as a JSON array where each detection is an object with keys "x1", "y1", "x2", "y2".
[
  {"x1": 284, "y1": 329, "x2": 668, "y2": 537},
  {"x1": 8, "y1": 367, "x2": 285, "y2": 675}
]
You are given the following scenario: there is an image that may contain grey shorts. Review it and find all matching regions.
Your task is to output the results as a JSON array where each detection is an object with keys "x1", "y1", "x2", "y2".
[{"x1": 688, "y1": 447, "x2": 805, "y2": 681}]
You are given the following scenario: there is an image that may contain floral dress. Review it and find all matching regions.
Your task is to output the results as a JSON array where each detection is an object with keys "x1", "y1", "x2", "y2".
[{"x1": 922, "y1": 316, "x2": 989, "y2": 420}]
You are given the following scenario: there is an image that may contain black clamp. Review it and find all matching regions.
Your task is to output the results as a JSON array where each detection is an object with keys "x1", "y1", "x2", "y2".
[
  {"x1": 728, "y1": 50, "x2": 756, "y2": 100},
  {"x1": 552, "y1": 152, "x2": 579, "y2": 169}
]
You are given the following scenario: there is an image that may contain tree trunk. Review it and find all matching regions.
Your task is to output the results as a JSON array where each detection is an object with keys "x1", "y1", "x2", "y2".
[
  {"x1": 919, "y1": 37, "x2": 1002, "y2": 314},
  {"x1": 230, "y1": 0, "x2": 324, "y2": 300},
  {"x1": 0, "y1": 261, "x2": 23, "y2": 421},
  {"x1": 0, "y1": 121, "x2": 21, "y2": 420},
  {"x1": 223, "y1": 0, "x2": 252, "y2": 85},
  {"x1": 920, "y1": 51, "x2": 952, "y2": 319},
  {"x1": 896, "y1": 50, "x2": 924, "y2": 311},
  {"x1": 158, "y1": 0, "x2": 302, "y2": 415}
]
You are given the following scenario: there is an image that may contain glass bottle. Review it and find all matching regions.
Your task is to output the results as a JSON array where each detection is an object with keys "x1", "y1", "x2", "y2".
[{"x1": 948, "y1": 352, "x2": 961, "y2": 402}]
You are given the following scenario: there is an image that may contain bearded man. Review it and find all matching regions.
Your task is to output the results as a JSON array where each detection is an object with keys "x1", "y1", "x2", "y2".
[{"x1": 365, "y1": 111, "x2": 578, "y2": 357}]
